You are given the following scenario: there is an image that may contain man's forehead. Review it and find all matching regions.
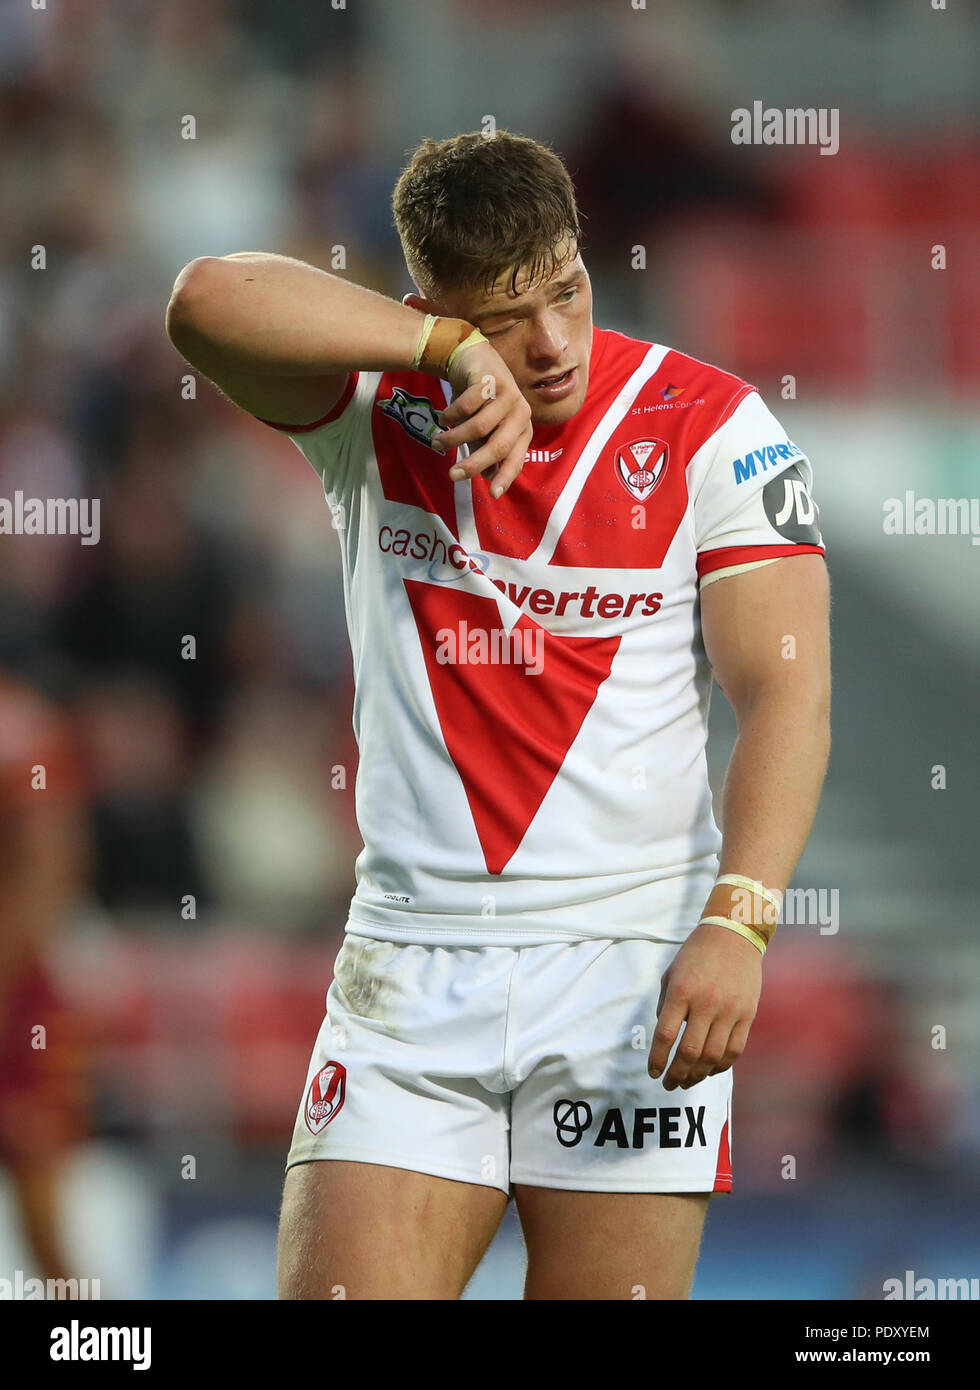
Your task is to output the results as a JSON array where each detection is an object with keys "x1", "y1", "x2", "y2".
[{"x1": 478, "y1": 244, "x2": 583, "y2": 309}]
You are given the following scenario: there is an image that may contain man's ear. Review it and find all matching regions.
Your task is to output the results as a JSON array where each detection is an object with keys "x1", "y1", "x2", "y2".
[{"x1": 402, "y1": 290, "x2": 436, "y2": 314}]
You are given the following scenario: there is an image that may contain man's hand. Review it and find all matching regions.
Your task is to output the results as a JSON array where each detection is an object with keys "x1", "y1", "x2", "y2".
[
  {"x1": 647, "y1": 921, "x2": 762, "y2": 1090},
  {"x1": 431, "y1": 340, "x2": 532, "y2": 498}
]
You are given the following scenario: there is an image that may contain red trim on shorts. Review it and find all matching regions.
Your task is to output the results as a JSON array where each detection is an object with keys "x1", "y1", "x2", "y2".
[
  {"x1": 256, "y1": 372, "x2": 358, "y2": 432},
  {"x1": 713, "y1": 1108, "x2": 732, "y2": 1192},
  {"x1": 697, "y1": 542, "x2": 824, "y2": 579}
]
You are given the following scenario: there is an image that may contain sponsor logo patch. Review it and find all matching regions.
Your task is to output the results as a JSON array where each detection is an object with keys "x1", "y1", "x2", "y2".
[
  {"x1": 614, "y1": 438, "x2": 668, "y2": 503},
  {"x1": 732, "y1": 440, "x2": 803, "y2": 484},
  {"x1": 378, "y1": 388, "x2": 444, "y2": 449},
  {"x1": 554, "y1": 1099, "x2": 593, "y2": 1147},
  {"x1": 304, "y1": 1060, "x2": 347, "y2": 1134},
  {"x1": 763, "y1": 463, "x2": 821, "y2": 544},
  {"x1": 553, "y1": 1100, "x2": 708, "y2": 1149}
]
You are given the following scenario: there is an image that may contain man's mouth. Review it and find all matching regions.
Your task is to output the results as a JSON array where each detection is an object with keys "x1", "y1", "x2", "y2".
[{"x1": 529, "y1": 366, "x2": 578, "y2": 398}]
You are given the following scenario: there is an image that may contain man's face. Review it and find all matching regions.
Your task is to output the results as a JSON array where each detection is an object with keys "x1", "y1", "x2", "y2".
[{"x1": 407, "y1": 241, "x2": 594, "y2": 428}]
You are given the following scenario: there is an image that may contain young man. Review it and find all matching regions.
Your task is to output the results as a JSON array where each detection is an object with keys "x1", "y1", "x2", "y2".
[{"x1": 166, "y1": 131, "x2": 831, "y2": 1300}]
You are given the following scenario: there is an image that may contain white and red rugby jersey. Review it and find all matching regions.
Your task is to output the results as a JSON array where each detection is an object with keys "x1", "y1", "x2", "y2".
[{"x1": 258, "y1": 324, "x2": 825, "y2": 946}]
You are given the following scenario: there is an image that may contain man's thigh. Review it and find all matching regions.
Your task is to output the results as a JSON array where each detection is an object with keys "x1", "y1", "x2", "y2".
[
  {"x1": 514, "y1": 1185, "x2": 711, "y2": 1300},
  {"x1": 278, "y1": 1159, "x2": 508, "y2": 1300},
  {"x1": 507, "y1": 938, "x2": 730, "y2": 1298},
  {"x1": 280, "y1": 933, "x2": 516, "y2": 1299}
]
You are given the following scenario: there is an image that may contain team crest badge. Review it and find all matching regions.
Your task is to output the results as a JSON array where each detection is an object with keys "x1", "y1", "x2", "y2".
[
  {"x1": 615, "y1": 439, "x2": 668, "y2": 503},
  {"x1": 379, "y1": 388, "x2": 444, "y2": 449},
  {"x1": 304, "y1": 1060, "x2": 347, "y2": 1134}
]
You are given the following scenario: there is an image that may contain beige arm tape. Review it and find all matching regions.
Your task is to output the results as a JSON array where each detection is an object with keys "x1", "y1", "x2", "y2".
[{"x1": 414, "y1": 317, "x2": 486, "y2": 377}]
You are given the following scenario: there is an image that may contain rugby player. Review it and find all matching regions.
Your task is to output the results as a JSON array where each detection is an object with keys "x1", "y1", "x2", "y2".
[{"x1": 166, "y1": 131, "x2": 831, "y2": 1300}]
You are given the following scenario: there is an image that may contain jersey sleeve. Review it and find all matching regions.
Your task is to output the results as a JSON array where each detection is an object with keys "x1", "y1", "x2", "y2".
[
  {"x1": 689, "y1": 389, "x2": 825, "y2": 587},
  {"x1": 255, "y1": 370, "x2": 378, "y2": 495}
]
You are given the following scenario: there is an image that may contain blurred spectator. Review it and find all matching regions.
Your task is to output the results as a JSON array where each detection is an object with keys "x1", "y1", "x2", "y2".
[
  {"x1": 75, "y1": 674, "x2": 205, "y2": 915},
  {"x1": 189, "y1": 682, "x2": 356, "y2": 931}
]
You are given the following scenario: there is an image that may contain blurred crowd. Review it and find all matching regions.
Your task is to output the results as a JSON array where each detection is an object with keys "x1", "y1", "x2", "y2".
[
  {"x1": 0, "y1": 0, "x2": 978, "y2": 1290},
  {"x1": 0, "y1": 0, "x2": 370, "y2": 935}
]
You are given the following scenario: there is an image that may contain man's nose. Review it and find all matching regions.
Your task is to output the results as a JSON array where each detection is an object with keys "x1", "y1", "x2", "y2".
[{"x1": 527, "y1": 314, "x2": 567, "y2": 360}]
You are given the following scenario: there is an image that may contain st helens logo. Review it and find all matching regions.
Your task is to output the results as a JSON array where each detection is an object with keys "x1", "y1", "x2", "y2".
[
  {"x1": 304, "y1": 1061, "x2": 347, "y2": 1134},
  {"x1": 615, "y1": 438, "x2": 668, "y2": 503}
]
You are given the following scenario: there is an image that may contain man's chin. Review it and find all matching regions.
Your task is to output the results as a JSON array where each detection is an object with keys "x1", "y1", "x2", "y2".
[{"x1": 526, "y1": 380, "x2": 589, "y2": 428}]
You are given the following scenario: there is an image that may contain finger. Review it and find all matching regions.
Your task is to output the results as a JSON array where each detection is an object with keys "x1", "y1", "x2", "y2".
[
  {"x1": 661, "y1": 1012, "x2": 712, "y2": 1091},
  {"x1": 487, "y1": 432, "x2": 530, "y2": 498},
  {"x1": 682, "y1": 1016, "x2": 737, "y2": 1088},
  {"x1": 453, "y1": 412, "x2": 531, "y2": 482},
  {"x1": 708, "y1": 1017, "x2": 752, "y2": 1075},
  {"x1": 439, "y1": 397, "x2": 508, "y2": 450},
  {"x1": 647, "y1": 993, "x2": 688, "y2": 1079},
  {"x1": 436, "y1": 378, "x2": 511, "y2": 436},
  {"x1": 438, "y1": 379, "x2": 494, "y2": 429},
  {"x1": 482, "y1": 409, "x2": 533, "y2": 494}
]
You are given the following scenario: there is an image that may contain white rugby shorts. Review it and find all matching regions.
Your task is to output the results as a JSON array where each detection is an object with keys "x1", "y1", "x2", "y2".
[{"x1": 286, "y1": 931, "x2": 733, "y2": 1194}]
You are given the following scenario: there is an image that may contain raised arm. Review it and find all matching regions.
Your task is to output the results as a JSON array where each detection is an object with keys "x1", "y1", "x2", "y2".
[
  {"x1": 164, "y1": 253, "x2": 532, "y2": 492},
  {"x1": 164, "y1": 253, "x2": 430, "y2": 427}
]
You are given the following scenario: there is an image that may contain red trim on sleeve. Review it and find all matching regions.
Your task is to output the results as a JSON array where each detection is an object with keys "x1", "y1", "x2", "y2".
[
  {"x1": 715, "y1": 381, "x2": 757, "y2": 431},
  {"x1": 697, "y1": 542, "x2": 825, "y2": 579},
  {"x1": 256, "y1": 372, "x2": 358, "y2": 432}
]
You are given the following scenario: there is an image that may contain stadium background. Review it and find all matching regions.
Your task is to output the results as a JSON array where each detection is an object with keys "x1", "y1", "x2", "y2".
[{"x1": 1, "y1": 0, "x2": 978, "y2": 1300}]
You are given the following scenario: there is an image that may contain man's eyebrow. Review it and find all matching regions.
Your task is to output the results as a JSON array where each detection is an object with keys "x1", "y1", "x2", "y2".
[{"x1": 474, "y1": 268, "x2": 584, "y2": 321}]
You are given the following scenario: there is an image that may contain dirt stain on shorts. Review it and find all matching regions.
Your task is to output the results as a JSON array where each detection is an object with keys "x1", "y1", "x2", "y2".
[{"x1": 333, "y1": 937, "x2": 399, "y2": 1024}]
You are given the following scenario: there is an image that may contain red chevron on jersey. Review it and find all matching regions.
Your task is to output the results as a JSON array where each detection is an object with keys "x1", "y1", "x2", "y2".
[
  {"x1": 262, "y1": 322, "x2": 825, "y2": 948},
  {"x1": 549, "y1": 350, "x2": 756, "y2": 569},
  {"x1": 404, "y1": 579, "x2": 621, "y2": 874},
  {"x1": 468, "y1": 324, "x2": 626, "y2": 560}
]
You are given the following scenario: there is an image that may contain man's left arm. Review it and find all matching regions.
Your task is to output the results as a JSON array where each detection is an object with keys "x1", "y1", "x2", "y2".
[{"x1": 647, "y1": 553, "x2": 831, "y2": 1089}]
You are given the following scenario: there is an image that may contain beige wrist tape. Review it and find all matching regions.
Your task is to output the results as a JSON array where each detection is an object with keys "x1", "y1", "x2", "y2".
[
  {"x1": 702, "y1": 873, "x2": 782, "y2": 948},
  {"x1": 412, "y1": 315, "x2": 486, "y2": 377},
  {"x1": 699, "y1": 916, "x2": 769, "y2": 955}
]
